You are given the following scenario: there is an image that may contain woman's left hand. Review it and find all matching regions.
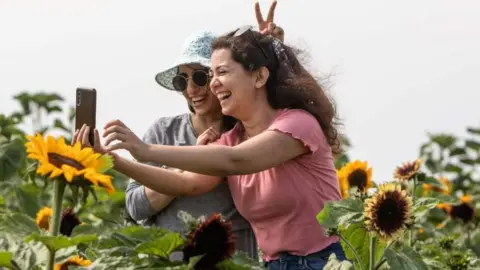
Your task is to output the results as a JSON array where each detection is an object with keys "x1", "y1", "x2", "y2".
[{"x1": 102, "y1": 119, "x2": 148, "y2": 161}]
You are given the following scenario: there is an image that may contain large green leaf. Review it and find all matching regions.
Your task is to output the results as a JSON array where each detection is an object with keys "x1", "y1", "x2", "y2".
[
  {"x1": 384, "y1": 246, "x2": 428, "y2": 270},
  {"x1": 0, "y1": 138, "x2": 26, "y2": 181},
  {"x1": 0, "y1": 212, "x2": 41, "y2": 237},
  {"x1": 316, "y1": 199, "x2": 364, "y2": 229},
  {"x1": 339, "y1": 224, "x2": 385, "y2": 270},
  {"x1": 413, "y1": 197, "x2": 440, "y2": 220},
  {"x1": 135, "y1": 232, "x2": 184, "y2": 258},
  {"x1": 25, "y1": 233, "x2": 97, "y2": 252},
  {"x1": 0, "y1": 251, "x2": 14, "y2": 269},
  {"x1": 14, "y1": 184, "x2": 41, "y2": 218}
]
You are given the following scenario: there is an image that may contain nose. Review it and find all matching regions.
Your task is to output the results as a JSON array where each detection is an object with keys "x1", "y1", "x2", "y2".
[
  {"x1": 185, "y1": 78, "x2": 201, "y2": 96},
  {"x1": 209, "y1": 76, "x2": 220, "y2": 94}
]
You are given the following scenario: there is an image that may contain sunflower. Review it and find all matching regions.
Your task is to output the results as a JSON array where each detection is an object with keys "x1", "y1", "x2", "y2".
[
  {"x1": 35, "y1": 207, "x2": 82, "y2": 236},
  {"x1": 337, "y1": 160, "x2": 373, "y2": 198},
  {"x1": 436, "y1": 195, "x2": 475, "y2": 224},
  {"x1": 36, "y1": 207, "x2": 53, "y2": 231},
  {"x1": 393, "y1": 159, "x2": 422, "y2": 182},
  {"x1": 423, "y1": 176, "x2": 451, "y2": 196},
  {"x1": 54, "y1": 255, "x2": 91, "y2": 270},
  {"x1": 183, "y1": 213, "x2": 236, "y2": 270},
  {"x1": 364, "y1": 183, "x2": 413, "y2": 241},
  {"x1": 25, "y1": 134, "x2": 115, "y2": 193}
]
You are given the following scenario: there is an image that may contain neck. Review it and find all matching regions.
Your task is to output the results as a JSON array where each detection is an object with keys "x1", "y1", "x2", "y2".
[
  {"x1": 191, "y1": 112, "x2": 223, "y2": 135},
  {"x1": 240, "y1": 101, "x2": 278, "y2": 138}
]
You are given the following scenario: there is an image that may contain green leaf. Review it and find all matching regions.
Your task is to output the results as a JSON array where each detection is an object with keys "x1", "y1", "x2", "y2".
[
  {"x1": 97, "y1": 154, "x2": 114, "y2": 173},
  {"x1": 53, "y1": 119, "x2": 69, "y2": 132},
  {"x1": 444, "y1": 164, "x2": 462, "y2": 173},
  {"x1": 14, "y1": 184, "x2": 41, "y2": 218},
  {"x1": 384, "y1": 246, "x2": 428, "y2": 270},
  {"x1": 0, "y1": 138, "x2": 26, "y2": 181},
  {"x1": 25, "y1": 233, "x2": 97, "y2": 252},
  {"x1": 467, "y1": 127, "x2": 480, "y2": 135},
  {"x1": 413, "y1": 197, "x2": 439, "y2": 219},
  {"x1": 465, "y1": 140, "x2": 480, "y2": 151},
  {"x1": 0, "y1": 251, "x2": 13, "y2": 268},
  {"x1": 449, "y1": 147, "x2": 467, "y2": 156},
  {"x1": 459, "y1": 158, "x2": 476, "y2": 165},
  {"x1": 0, "y1": 212, "x2": 41, "y2": 237},
  {"x1": 135, "y1": 232, "x2": 184, "y2": 258},
  {"x1": 419, "y1": 177, "x2": 443, "y2": 188},
  {"x1": 428, "y1": 191, "x2": 457, "y2": 203},
  {"x1": 339, "y1": 224, "x2": 385, "y2": 270},
  {"x1": 429, "y1": 134, "x2": 456, "y2": 149},
  {"x1": 316, "y1": 199, "x2": 364, "y2": 229}
]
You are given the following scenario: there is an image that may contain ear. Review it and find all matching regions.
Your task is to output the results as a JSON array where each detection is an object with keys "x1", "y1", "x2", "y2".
[{"x1": 254, "y1": 67, "x2": 270, "y2": 89}]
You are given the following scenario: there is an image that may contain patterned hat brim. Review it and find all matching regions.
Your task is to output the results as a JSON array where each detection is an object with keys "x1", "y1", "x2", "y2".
[{"x1": 154, "y1": 55, "x2": 211, "y2": 91}]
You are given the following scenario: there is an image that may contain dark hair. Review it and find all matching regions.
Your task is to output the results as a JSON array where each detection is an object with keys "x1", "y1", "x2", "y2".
[{"x1": 211, "y1": 29, "x2": 342, "y2": 154}]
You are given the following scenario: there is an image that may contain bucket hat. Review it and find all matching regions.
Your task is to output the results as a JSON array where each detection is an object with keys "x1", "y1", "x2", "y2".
[{"x1": 154, "y1": 30, "x2": 217, "y2": 91}]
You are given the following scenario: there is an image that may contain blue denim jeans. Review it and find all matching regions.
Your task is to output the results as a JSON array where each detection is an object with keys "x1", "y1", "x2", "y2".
[{"x1": 264, "y1": 242, "x2": 347, "y2": 270}]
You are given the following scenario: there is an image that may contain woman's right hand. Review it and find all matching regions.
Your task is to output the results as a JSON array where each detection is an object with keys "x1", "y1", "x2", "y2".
[
  {"x1": 196, "y1": 127, "x2": 220, "y2": 145},
  {"x1": 72, "y1": 124, "x2": 107, "y2": 154}
]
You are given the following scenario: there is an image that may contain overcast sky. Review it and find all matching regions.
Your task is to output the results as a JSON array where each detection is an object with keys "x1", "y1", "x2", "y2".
[{"x1": 1, "y1": 0, "x2": 479, "y2": 182}]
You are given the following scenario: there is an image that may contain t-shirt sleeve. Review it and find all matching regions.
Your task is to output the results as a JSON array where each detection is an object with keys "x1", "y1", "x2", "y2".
[{"x1": 267, "y1": 109, "x2": 326, "y2": 153}]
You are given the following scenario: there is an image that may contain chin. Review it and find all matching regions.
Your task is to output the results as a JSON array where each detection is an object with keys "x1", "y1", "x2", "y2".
[{"x1": 221, "y1": 107, "x2": 236, "y2": 118}]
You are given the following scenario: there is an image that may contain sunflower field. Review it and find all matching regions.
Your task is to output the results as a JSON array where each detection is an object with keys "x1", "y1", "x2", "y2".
[{"x1": 0, "y1": 91, "x2": 479, "y2": 270}]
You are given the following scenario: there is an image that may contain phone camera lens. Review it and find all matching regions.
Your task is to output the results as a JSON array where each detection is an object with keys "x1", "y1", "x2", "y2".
[{"x1": 76, "y1": 92, "x2": 81, "y2": 106}]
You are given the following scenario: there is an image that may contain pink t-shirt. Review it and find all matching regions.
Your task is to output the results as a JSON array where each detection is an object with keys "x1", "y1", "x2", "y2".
[{"x1": 215, "y1": 109, "x2": 342, "y2": 261}]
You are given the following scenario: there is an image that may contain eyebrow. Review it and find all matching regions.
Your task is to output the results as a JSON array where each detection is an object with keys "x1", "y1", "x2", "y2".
[{"x1": 214, "y1": 64, "x2": 228, "y2": 71}]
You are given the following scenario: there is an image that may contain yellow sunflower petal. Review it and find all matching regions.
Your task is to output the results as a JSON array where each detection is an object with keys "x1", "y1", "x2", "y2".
[
  {"x1": 25, "y1": 134, "x2": 115, "y2": 193},
  {"x1": 36, "y1": 207, "x2": 53, "y2": 231}
]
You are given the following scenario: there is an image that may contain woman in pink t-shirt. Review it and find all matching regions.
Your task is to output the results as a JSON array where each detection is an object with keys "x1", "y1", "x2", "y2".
[{"x1": 84, "y1": 26, "x2": 346, "y2": 269}]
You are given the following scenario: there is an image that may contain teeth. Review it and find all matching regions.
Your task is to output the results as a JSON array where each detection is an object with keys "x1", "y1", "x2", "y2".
[
  {"x1": 217, "y1": 92, "x2": 231, "y2": 100},
  {"x1": 192, "y1": 96, "x2": 205, "y2": 102}
]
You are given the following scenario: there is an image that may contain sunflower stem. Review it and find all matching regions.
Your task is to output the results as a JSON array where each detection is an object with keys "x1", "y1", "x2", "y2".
[
  {"x1": 374, "y1": 241, "x2": 395, "y2": 270},
  {"x1": 46, "y1": 178, "x2": 66, "y2": 270},
  {"x1": 408, "y1": 176, "x2": 417, "y2": 247},
  {"x1": 338, "y1": 234, "x2": 364, "y2": 270},
  {"x1": 369, "y1": 236, "x2": 376, "y2": 270}
]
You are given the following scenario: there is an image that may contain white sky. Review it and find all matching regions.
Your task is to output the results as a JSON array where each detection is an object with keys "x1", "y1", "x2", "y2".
[{"x1": 1, "y1": 0, "x2": 479, "y2": 182}]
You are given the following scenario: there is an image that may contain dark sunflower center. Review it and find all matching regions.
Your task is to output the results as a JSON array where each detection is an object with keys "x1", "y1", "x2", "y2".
[
  {"x1": 60, "y1": 208, "x2": 81, "y2": 237},
  {"x1": 450, "y1": 203, "x2": 474, "y2": 223},
  {"x1": 374, "y1": 192, "x2": 408, "y2": 235},
  {"x1": 48, "y1": 153, "x2": 85, "y2": 170},
  {"x1": 347, "y1": 169, "x2": 368, "y2": 190}
]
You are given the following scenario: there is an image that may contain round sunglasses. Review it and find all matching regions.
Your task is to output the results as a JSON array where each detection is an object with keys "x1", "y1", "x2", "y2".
[{"x1": 172, "y1": 69, "x2": 209, "y2": 92}]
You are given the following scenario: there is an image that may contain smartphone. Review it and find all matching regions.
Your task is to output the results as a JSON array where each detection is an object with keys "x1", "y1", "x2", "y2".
[{"x1": 75, "y1": 87, "x2": 97, "y2": 146}]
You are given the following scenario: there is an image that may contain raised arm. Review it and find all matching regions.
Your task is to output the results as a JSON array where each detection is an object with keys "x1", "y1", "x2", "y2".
[
  {"x1": 115, "y1": 156, "x2": 223, "y2": 196},
  {"x1": 102, "y1": 112, "x2": 318, "y2": 176}
]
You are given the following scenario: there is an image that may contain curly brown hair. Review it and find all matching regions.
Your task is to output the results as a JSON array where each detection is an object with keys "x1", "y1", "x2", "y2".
[{"x1": 211, "y1": 27, "x2": 342, "y2": 154}]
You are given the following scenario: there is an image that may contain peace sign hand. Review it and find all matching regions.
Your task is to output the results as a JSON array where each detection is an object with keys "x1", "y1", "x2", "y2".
[{"x1": 255, "y1": 0, "x2": 284, "y2": 42}]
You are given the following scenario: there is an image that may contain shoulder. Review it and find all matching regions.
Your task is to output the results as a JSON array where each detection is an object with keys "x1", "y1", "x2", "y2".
[
  {"x1": 270, "y1": 109, "x2": 319, "y2": 130},
  {"x1": 150, "y1": 113, "x2": 191, "y2": 129},
  {"x1": 143, "y1": 113, "x2": 192, "y2": 143},
  {"x1": 268, "y1": 109, "x2": 326, "y2": 153}
]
